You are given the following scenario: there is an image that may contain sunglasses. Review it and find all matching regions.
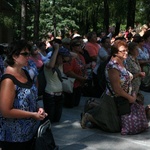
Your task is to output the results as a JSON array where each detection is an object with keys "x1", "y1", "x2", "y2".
[{"x1": 20, "y1": 52, "x2": 31, "y2": 57}]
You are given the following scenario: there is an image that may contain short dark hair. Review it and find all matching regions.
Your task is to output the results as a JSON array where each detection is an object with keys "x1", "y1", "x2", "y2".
[
  {"x1": 70, "y1": 38, "x2": 81, "y2": 50},
  {"x1": 87, "y1": 31, "x2": 96, "y2": 41},
  {"x1": 128, "y1": 42, "x2": 138, "y2": 54},
  {"x1": 132, "y1": 35, "x2": 144, "y2": 43},
  {"x1": 6, "y1": 40, "x2": 31, "y2": 66},
  {"x1": 101, "y1": 36, "x2": 110, "y2": 44},
  {"x1": 143, "y1": 30, "x2": 150, "y2": 40}
]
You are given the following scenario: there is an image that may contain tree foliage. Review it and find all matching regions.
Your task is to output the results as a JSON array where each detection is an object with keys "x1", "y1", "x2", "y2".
[{"x1": 1, "y1": 0, "x2": 150, "y2": 41}]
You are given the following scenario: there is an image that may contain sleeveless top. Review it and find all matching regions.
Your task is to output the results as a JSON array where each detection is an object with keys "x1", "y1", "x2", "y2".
[
  {"x1": 105, "y1": 60, "x2": 133, "y2": 96},
  {"x1": 0, "y1": 70, "x2": 40, "y2": 142}
]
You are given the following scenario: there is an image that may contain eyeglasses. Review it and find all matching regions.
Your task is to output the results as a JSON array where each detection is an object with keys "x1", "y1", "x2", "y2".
[
  {"x1": 118, "y1": 50, "x2": 128, "y2": 53},
  {"x1": 20, "y1": 52, "x2": 31, "y2": 57}
]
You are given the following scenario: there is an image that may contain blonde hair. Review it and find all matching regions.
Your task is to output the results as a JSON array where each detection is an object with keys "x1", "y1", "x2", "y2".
[{"x1": 140, "y1": 24, "x2": 148, "y2": 30}]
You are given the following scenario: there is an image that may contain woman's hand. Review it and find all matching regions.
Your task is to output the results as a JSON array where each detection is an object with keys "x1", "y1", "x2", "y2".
[
  {"x1": 139, "y1": 72, "x2": 145, "y2": 78},
  {"x1": 129, "y1": 92, "x2": 137, "y2": 103},
  {"x1": 53, "y1": 43, "x2": 59, "y2": 50},
  {"x1": 38, "y1": 108, "x2": 48, "y2": 117},
  {"x1": 32, "y1": 108, "x2": 48, "y2": 120}
]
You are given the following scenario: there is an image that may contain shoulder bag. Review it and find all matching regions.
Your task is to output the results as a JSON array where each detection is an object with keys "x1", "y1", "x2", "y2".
[
  {"x1": 62, "y1": 76, "x2": 75, "y2": 93},
  {"x1": 106, "y1": 82, "x2": 131, "y2": 116}
]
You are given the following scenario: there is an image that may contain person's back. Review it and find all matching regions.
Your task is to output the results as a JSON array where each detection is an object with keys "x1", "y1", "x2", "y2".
[
  {"x1": 84, "y1": 31, "x2": 100, "y2": 63},
  {"x1": 93, "y1": 36, "x2": 111, "y2": 97}
]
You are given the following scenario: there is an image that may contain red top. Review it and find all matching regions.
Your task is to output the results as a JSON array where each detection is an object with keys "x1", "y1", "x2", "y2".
[
  {"x1": 85, "y1": 42, "x2": 100, "y2": 57},
  {"x1": 63, "y1": 54, "x2": 86, "y2": 88}
]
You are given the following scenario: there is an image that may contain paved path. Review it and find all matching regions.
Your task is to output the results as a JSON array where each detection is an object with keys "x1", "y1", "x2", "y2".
[{"x1": 49, "y1": 91, "x2": 150, "y2": 150}]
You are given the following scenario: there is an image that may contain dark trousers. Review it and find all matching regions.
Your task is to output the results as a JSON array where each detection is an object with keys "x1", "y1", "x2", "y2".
[
  {"x1": 43, "y1": 92, "x2": 63, "y2": 123},
  {"x1": 63, "y1": 86, "x2": 82, "y2": 108},
  {"x1": 0, "y1": 138, "x2": 34, "y2": 150}
]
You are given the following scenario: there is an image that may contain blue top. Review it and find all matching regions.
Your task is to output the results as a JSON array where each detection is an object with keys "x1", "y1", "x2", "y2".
[
  {"x1": 0, "y1": 56, "x2": 4, "y2": 80},
  {"x1": 0, "y1": 70, "x2": 40, "y2": 142}
]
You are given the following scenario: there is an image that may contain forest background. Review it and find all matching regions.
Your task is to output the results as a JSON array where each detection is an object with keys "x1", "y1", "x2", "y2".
[{"x1": 0, "y1": 0, "x2": 150, "y2": 42}]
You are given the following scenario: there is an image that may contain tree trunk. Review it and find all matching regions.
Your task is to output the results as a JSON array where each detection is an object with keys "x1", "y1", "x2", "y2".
[
  {"x1": 21, "y1": 0, "x2": 27, "y2": 40},
  {"x1": 53, "y1": 0, "x2": 56, "y2": 37},
  {"x1": 33, "y1": 0, "x2": 40, "y2": 42},
  {"x1": 104, "y1": 0, "x2": 109, "y2": 34},
  {"x1": 115, "y1": 22, "x2": 120, "y2": 35},
  {"x1": 85, "y1": 11, "x2": 90, "y2": 33},
  {"x1": 92, "y1": 10, "x2": 97, "y2": 32},
  {"x1": 126, "y1": 0, "x2": 136, "y2": 28}
]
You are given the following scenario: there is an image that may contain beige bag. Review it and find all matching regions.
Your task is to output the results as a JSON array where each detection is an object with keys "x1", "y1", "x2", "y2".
[{"x1": 62, "y1": 77, "x2": 75, "y2": 93}]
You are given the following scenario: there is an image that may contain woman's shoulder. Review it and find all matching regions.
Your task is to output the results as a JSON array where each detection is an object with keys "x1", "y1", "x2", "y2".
[
  {"x1": 1, "y1": 69, "x2": 33, "y2": 88},
  {"x1": 107, "y1": 59, "x2": 124, "y2": 71},
  {"x1": 1, "y1": 73, "x2": 17, "y2": 82},
  {"x1": 0, "y1": 74, "x2": 18, "y2": 90},
  {"x1": 107, "y1": 59, "x2": 118, "y2": 67}
]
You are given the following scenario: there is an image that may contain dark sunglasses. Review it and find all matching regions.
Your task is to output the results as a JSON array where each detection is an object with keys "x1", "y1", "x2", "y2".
[{"x1": 20, "y1": 52, "x2": 31, "y2": 57}]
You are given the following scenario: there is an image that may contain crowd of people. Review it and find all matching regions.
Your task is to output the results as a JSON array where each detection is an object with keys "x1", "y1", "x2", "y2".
[{"x1": 0, "y1": 23, "x2": 150, "y2": 149}]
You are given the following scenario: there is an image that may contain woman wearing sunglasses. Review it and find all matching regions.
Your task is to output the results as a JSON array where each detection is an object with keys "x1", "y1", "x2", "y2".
[
  {"x1": 0, "y1": 40, "x2": 47, "y2": 150},
  {"x1": 63, "y1": 38, "x2": 87, "y2": 108}
]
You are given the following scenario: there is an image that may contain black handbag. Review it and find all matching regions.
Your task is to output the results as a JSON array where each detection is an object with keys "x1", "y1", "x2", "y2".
[
  {"x1": 106, "y1": 82, "x2": 131, "y2": 116},
  {"x1": 35, "y1": 120, "x2": 59, "y2": 150},
  {"x1": 114, "y1": 96, "x2": 131, "y2": 116}
]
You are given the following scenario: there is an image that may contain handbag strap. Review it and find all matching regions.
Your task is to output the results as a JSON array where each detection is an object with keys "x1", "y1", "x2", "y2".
[
  {"x1": 106, "y1": 82, "x2": 115, "y2": 96},
  {"x1": 52, "y1": 67, "x2": 63, "y2": 82}
]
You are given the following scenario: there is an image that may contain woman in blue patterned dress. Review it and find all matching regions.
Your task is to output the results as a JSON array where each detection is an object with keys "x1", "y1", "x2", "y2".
[{"x1": 0, "y1": 40, "x2": 47, "y2": 150}]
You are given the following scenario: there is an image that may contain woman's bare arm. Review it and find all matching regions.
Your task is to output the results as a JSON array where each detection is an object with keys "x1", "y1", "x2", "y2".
[
  {"x1": 0, "y1": 78, "x2": 46, "y2": 120},
  {"x1": 108, "y1": 68, "x2": 136, "y2": 103}
]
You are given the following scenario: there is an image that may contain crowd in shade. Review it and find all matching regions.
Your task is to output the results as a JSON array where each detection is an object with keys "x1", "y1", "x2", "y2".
[{"x1": 0, "y1": 23, "x2": 150, "y2": 149}]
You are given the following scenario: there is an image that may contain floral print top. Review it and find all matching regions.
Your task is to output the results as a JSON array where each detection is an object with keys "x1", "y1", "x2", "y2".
[
  {"x1": 0, "y1": 70, "x2": 40, "y2": 142},
  {"x1": 144, "y1": 43, "x2": 150, "y2": 57},
  {"x1": 137, "y1": 47, "x2": 149, "y2": 61},
  {"x1": 105, "y1": 59, "x2": 133, "y2": 96},
  {"x1": 125, "y1": 55, "x2": 141, "y2": 94}
]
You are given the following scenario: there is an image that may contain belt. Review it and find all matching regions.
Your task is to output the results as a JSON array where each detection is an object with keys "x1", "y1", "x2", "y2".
[{"x1": 49, "y1": 92, "x2": 62, "y2": 96}]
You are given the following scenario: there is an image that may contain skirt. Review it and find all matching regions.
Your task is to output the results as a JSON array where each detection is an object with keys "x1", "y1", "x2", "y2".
[{"x1": 87, "y1": 93, "x2": 121, "y2": 132}]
